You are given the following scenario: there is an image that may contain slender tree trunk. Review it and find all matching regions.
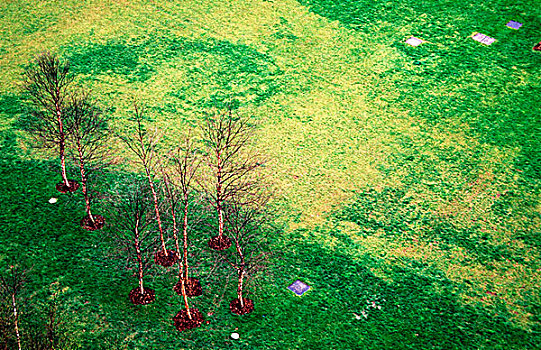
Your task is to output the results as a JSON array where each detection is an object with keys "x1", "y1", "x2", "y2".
[
  {"x1": 59, "y1": 136, "x2": 69, "y2": 187},
  {"x1": 56, "y1": 103, "x2": 70, "y2": 187},
  {"x1": 218, "y1": 206, "x2": 224, "y2": 239},
  {"x1": 237, "y1": 269, "x2": 245, "y2": 309},
  {"x1": 145, "y1": 168, "x2": 167, "y2": 255},
  {"x1": 11, "y1": 293, "x2": 21, "y2": 350},
  {"x1": 164, "y1": 176, "x2": 183, "y2": 277},
  {"x1": 46, "y1": 296, "x2": 57, "y2": 350},
  {"x1": 183, "y1": 193, "x2": 190, "y2": 281},
  {"x1": 77, "y1": 143, "x2": 94, "y2": 224},
  {"x1": 216, "y1": 151, "x2": 224, "y2": 239},
  {"x1": 175, "y1": 205, "x2": 192, "y2": 320},
  {"x1": 235, "y1": 239, "x2": 246, "y2": 308},
  {"x1": 134, "y1": 220, "x2": 145, "y2": 295},
  {"x1": 180, "y1": 280, "x2": 192, "y2": 319},
  {"x1": 172, "y1": 197, "x2": 184, "y2": 277}
]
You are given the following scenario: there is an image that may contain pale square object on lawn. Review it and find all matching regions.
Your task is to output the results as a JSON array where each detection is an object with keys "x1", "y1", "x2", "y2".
[
  {"x1": 506, "y1": 21, "x2": 522, "y2": 30},
  {"x1": 405, "y1": 37, "x2": 423, "y2": 47},
  {"x1": 288, "y1": 280, "x2": 311, "y2": 296},
  {"x1": 472, "y1": 32, "x2": 496, "y2": 45}
]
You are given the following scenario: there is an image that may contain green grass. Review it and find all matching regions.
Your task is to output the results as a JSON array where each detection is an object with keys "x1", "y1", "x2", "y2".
[{"x1": 0, "y1": 0, "x2": 540, "y2": 348}]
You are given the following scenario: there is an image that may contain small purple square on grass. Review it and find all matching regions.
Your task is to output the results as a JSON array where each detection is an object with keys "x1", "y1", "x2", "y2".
[
  {"x1": 288, "y1": 280, "x2": 311, "y2": 296},
  {"x1": 506, "y1": 21, "x2": 522, "y2": 30}
]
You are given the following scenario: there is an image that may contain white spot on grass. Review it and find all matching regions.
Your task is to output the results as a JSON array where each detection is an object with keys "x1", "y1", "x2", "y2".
[
  {"x1": 405, "y1": 37, "x2": 424, "y2": 47},
  {"x1": 472, "y1": 32, "x2": 496, "y2": 45},
  {"x1": 231, "y1": 332, "x2": 240, "y2": 340},
  {"x1": 48, "y1": 198, "x2": 57, "y2": 204}
]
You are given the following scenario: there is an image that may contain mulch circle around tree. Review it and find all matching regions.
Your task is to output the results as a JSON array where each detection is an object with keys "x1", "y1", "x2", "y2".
[
  {"x1": 80, "y1": 214, "x2": 105, "y2": 231},
  {"x1": 154, "y1": 249, "x2": 178, "y2": 267},
  {"x1": 208, "y1": 235, "x2": 232, "y2": 251},
  {"x1": 173, "y1": 277, "x2": 203, "y2": 297},
  {"x1": 230, "y1": 298, "x2": 254, "y2": 315},
  {"x1": 172, "y1": 308, "x2": 203, "y2": 332},
  {"x1": 56, "y1": 180, "x2": 80, "y2": 193},
  {"x1": 128, "y1": 286, "x2": 155, "y2": 305}
]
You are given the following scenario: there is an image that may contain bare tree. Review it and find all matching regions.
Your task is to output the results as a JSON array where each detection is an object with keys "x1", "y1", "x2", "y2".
[
  {"x1": 223, "y1": 189, "x2": 273, "y2": 315},
  {"x1": 65, "y1": 92, "x2": 109, "y2": 231},
  {"x1": 0, "y1": 265, "x2": 27, "y2": 350},
  {"x1": 108, "y1": 178, "x2": 159, "y2": 305},
  {"x1": 22, "y1": 51, "x2": 79, "y2": 193},
  {"x1": 163, "y1": 136, "x2": 205, "y2": 331},
  {"x1": 169, "y1": 136, "x2": 203, "y2": 295},
  {"x1": 119, "y1": 103, "x2": 177, "y2": 267},
  {"x1": 199, "y1": 109, "x2": 263, "y2": 251}
]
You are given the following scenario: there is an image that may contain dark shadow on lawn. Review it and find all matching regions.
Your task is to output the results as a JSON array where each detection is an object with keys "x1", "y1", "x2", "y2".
[
  {"x1": 0, "y1": 132, "x2": 147, "y2": 348},
  {"x1": 271, "y1": 232, "x2": 539, "y2": 349},
  {"x1": 64, "y1": 36, "x2": 283, "y2": 109},
  {"x1": 335, "y1": 187, "x2": 540, "y2": 264},
  {"x1": 1, "y1": 127, "x2": 538, "y2": 348}
]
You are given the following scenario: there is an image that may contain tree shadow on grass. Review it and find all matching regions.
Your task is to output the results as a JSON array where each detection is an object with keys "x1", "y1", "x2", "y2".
[{"x1": 0, "y1": 130, "x2": 132, "y2": 347}]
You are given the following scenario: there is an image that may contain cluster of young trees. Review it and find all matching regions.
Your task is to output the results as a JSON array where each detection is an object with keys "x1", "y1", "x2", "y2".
[
  {"x1": 23, "y1": 52, "x2": 108, "y2": 231},
  {"x1": 13, "y1": 51, "x2": 273, "y2": 334}
]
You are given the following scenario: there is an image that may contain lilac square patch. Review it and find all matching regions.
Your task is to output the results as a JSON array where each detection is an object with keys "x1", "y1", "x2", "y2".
[
  {"x1": 506, "y1": 21, "x2": 522, "y2": 30},
  {"x1": 472, "y1": 33, "x2": 496, "y2": 45},
  {"x1": 288, "y1": 280, "x2": 311, "y2": 296},
  {"x1": 405, "y1": 37, "x2": 423, "y2": 47}
]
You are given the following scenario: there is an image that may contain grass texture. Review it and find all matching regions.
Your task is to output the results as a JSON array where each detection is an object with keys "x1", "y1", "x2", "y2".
[{"x1": 0, "y1": 0, "x2": 540, "y2": 348}]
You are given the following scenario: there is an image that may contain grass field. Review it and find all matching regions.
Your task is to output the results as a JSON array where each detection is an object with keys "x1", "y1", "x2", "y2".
[{"x1": 0, "y1": 0, "x2": 540, "y2": 348}]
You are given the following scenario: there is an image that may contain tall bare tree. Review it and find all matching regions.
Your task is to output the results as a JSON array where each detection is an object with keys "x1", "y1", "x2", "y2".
[
  {"x1": 168, "y1": 136, "x2": 203, "y2": 296},
  {"x1": 0, "y1": 265, "x2": 27, "y2": 350},
  {"x1": 223, "y1": 189, "x2": 273, "y2": 315},
  {"x1": 199, "y1": 109, "x2": 263, "y2": 251},
  {"x1": 65, "y1": 92, "x2": 109, "y2": 230},
  {"x1": 163, "y1": 136, "x2": 205, "y2": 331},
  {"x1": 108, "y1": 178, "x2": 158, "y2": 305},
  {"x1": 119, "y1": 103, "x2": 177, "y2": 267},
  {"x1": 22, "y1": 51, "x2": 79, "y2": 193}
]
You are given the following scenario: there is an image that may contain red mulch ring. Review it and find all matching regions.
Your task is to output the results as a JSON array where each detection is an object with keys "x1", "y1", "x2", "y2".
[
  {"x1": 154, "y1": 249, "x2": 178, "y2": 267},
  {"x1": 56, "y1": 180, "x2": 80, "y2": 193},
  {"x1": 129, "y1": 286, "x2": 155, "y2": 305},
  {"x1": 208, "y1": 235, "x2": 232, "y2": 251},
  {"x1": 173, "y1": 277, "x2": 203, "y2": 297},
  {"x1": 534, "y1": 42, "x2": 541, "y2": 51},
  {"x1": 172, "y1": 308, "x2": 203, "y2": 332},
  {"x1": 80, "y1": 214, "x2": 105, "y2": 231},
  {"x1": 230, "y1": 298, "x2": 254, "y2": 315}
]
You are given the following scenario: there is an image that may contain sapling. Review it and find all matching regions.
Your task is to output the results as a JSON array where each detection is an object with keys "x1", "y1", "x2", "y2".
[
  {"x1": 223, "y1": 190, "x2": 272, "y2": 315},
  {"x1": 0, "y1": 265, "x2": 27, "y2": 350},
  {"x1": 65, "y1": 92, "x2": 109, "y2": 230},
  {"x1": 163, "y1": 138, "x2": 205, "y2": 332},
  {"x1": 168, "y1": 136, "x2": 203, "y2": 297},
  {"x1": 164, "y1": 174, "x2": 205, "y2": 331},
  {"x1": 108, "y1": 179, "x2": 159, "y2": 305},
  {"x1": 199, "y1": 109, "x2": 263, "y2": 251},
  {"x1": 22, "y1": 51, "x2": 79, "y2": 193},
  {"x1": 120, "y1": 103, "x2": 177, "y2": 267}
]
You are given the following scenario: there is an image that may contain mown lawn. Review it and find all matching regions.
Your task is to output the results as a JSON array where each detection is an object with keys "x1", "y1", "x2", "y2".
[{"x1": 0, "y1": 0, "x2": 540, "y2": 348}]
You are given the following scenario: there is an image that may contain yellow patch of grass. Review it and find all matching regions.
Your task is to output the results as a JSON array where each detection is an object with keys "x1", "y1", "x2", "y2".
[{"x1": 334, "y1": 220, "x2": 541, "y2": 330}]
